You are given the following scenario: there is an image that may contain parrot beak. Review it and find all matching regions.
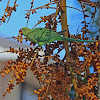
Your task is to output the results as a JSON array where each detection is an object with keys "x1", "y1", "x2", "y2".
[{"x1": 19, "y1": 29, "x2": 23, "y2": 35}]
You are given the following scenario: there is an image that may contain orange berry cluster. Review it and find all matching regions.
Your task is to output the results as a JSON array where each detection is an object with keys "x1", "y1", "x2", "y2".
[
  {"x1": 27, "y1": 0, "x2": 61, "y2": 30},
  {"x1": 2, "y1": 83, "x2": 15, "y2": 97},
  {"x1": 0, "y1": 0, "x2": 18, "y2": 25},
  {"x1": 12, "y1": 34, "x2": 27, "y2": 43},
  {"x1": 0, "y1": 56, "x2": 29, "y2": 98},
  {"x1": 31, "y1": 58, "x2": 72, "y2": 100},
  {"x1": 92, "y1": 50, "x2": 100, "y2": 73},
  {"x1": 77, "y1": 74, "x2": 98, "y2": 100}
]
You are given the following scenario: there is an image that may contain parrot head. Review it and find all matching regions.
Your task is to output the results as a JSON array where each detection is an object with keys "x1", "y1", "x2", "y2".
[{"x1": 19, "y1": 27, "x2": 31, "y2": 36}]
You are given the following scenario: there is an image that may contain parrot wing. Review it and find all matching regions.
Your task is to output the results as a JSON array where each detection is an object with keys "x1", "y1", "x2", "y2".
[
  {"x1": 39, "y1": 28, "x2": 63, "y2": 42},
  {"x1": 34, "y1": 28, "x2": 68, "y2": 46},
  {"x1": 26, "y1": 28, "x2": 46, "y2": 43}
]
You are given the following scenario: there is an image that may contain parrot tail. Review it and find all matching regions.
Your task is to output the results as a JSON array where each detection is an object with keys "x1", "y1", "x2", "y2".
[{"x1": 60, "y1": 37, "x2": 95, "y2": 43}]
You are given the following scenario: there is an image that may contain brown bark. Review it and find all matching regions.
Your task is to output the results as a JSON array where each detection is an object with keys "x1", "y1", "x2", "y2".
[{"x1": 60, "y1": 0, "x2": 79, "y2": 99}]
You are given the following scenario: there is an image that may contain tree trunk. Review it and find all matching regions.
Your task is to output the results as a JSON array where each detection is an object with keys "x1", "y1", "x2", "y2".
[{"x1": 60, "y1": 0, "x2": 79, "y2": 99}]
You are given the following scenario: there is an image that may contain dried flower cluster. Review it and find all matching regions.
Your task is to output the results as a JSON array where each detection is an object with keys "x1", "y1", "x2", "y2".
[{"x1": 0, "y1": 0, "x2": 100, "y2": 100}]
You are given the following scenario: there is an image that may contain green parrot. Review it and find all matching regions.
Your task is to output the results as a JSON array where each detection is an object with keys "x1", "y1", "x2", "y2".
[{"x1": 19, "y1": 27, "x2": 95, "y2": 47}]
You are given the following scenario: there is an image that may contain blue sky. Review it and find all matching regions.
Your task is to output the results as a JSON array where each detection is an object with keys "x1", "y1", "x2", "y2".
[{"x1": 0, "y1": 0, "x2": 96, "y2": 73}]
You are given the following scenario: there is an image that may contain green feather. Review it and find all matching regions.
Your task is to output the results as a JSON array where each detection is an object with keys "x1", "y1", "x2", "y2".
[{"x1": 21, "y1": 27, "x2": 95, "y2": 47}]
